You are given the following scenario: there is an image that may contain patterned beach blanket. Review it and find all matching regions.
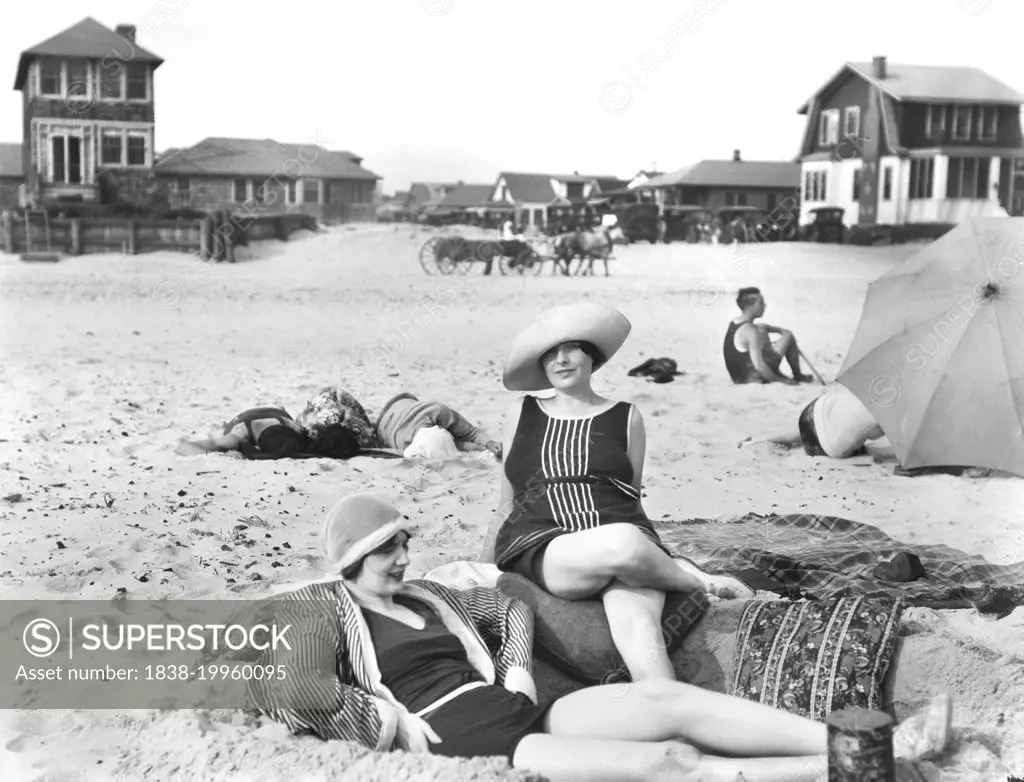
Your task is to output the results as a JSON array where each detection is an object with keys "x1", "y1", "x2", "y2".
[{"x1": 657, "y1": 513, "x2": 1024, "y2": 617}]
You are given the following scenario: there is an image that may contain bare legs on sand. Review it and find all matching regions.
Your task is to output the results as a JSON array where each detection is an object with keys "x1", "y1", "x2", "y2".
[{"x1": 540, "y1": 524, "x2": 754, "y2": 682}]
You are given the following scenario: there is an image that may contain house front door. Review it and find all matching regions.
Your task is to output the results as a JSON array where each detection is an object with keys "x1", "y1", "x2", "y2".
[{"x1": 49, "y1": 134, "x2": 83, "y2": 185}]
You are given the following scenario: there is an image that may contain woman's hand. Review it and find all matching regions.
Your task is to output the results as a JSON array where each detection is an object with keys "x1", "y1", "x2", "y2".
[
  {"x1": 394, "y1": 710, "x2": 442, "y2": 753},
  {"x1": 504, "y1": 666, "x2": 538, "y2": 705}
]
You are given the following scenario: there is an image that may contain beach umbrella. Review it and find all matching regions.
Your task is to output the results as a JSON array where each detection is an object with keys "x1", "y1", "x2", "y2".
[{"x1": 836, "y1": 217, "x2": 1024, "y2": 476}]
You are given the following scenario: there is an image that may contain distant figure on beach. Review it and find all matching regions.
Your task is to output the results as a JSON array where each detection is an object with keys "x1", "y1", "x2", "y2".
[
  {"x1": 742, "y1": 385, "x2": 885, "y2": 458},
  {"x1": 174, "y1": 407, "x2": 358, "y2": 460},
  {"x1": 724, "y1": 287, "x2": 814, "y2": 385},
  {"x1": 483, "y1": 301, "x2": 755, "y2": 687},
  {"x1": 375, "y1": 392, "x2": 502, "y2": 459}
]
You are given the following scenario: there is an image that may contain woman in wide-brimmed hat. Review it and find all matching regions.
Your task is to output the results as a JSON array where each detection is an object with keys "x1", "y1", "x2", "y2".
[
  {"x1": 484, "y1": 301, "x2": 754, "y2": 684},
  {"x1": 256, "y1": 493, "x2": 835, "y2": 780}
]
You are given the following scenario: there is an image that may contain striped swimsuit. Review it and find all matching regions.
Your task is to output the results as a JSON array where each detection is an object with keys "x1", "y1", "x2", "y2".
[{"x1": 494, "y1": 396, "x2": 668, "y2": 576}]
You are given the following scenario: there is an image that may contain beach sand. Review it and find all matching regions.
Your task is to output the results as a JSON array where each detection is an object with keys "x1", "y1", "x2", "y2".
[{"x1": 1, "y1": 224, "x2": 1021, "y2": 781}]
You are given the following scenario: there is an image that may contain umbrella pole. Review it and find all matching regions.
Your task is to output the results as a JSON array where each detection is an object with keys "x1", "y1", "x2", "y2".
[{"x1": 798, "y1": 348, "x2": 827, "y2": 386}]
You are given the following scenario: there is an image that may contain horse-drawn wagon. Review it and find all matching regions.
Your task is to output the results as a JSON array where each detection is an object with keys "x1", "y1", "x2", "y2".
[{"x1": 418, "y1": 235, "x2": 549, "y2": 275}]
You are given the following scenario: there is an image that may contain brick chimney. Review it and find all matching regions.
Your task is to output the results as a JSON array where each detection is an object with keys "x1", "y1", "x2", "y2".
[
  {"x1": 116, "y1": 25, "x2": 137, "y2": 41},
  {"x1": 872, "y1": 56, "x2": 887, "y2": 79},
  {"x1": 733, "y1": 149, "x2": 741, "y2": 162}
]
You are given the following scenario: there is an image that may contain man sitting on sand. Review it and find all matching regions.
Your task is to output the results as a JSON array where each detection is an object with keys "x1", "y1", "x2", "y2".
[
  {"x1": 724, "y1": 287, "x2": 814, "y2": 385},
  {"x1": 376, "y1": 392, "x2": 502, "y2": 459},
  {"x1": 742, "y1": 385, "x2": 885, "y2": 458}
]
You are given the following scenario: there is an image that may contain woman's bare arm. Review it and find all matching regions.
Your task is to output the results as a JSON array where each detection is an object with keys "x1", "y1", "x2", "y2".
[
  {"x1": 627, "y1": 405, "x2": 647, "y2": 493},
  {"x1": 480, "y1": 397, "x2": 526, "y2": 563}
]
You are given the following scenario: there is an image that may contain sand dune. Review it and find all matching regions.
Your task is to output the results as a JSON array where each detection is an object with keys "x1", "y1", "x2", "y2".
[{"x1": 1, "y1": 224, "x2": 1021, "y2": 781}]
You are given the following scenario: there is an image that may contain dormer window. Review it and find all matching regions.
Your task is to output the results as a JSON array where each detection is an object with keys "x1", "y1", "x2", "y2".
[
  {"x1": 843, "y1": 107, "x2": 860, "y2": 138},
  {"x1": 926, "y1": 105, "x2": 946, "y2": 140},
  {"x1": 951, "y1": 105, "x2": 972, "y2": 141},
  {"x1": 40, "y1": 61, "x2": 62, "y2": 96},
  {"x1": 818, "y1": 109, "x2": 839, "y2": 146}
]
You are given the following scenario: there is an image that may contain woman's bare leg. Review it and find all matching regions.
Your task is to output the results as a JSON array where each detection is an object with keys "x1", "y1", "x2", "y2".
[
  {"x1": 602, "y1": 584, "x2": 674, "y2": 681},
  {"x1": 545, "y1": 679, "x2": 827, "y2": 758},
  {"x1": 513, "y1": 735, "x2": 826, "y2": 782},
  {"x1": 539, "y1": 524, "x2": 705, "y2": 599}
]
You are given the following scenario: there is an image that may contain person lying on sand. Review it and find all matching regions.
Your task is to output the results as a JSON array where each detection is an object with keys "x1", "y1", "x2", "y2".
[
  {"x1": 741, "y1": 385, "x2": 885, "y2": 459},
  {"x1": 175, "y1": 407, "x2": 359, "y2": 460},
  {"x1": 375, "y1": 392, "x2": 502, "y2": 458},
  {"x1": 482, "y1": 302, "x2": 757, "y2": 689},
  {"x1": 256, "y1": 493, "x2": 879, "y2": 782},
  {"x1": 724, "y1": 287, "x2": 815, "y2": 385}
]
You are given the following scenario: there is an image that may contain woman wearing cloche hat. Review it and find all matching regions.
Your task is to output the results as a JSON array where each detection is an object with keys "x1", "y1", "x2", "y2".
[
  {"x1": 485, "y1": 301, "x2": 755, "y2": 683},
  {"x1": 255, "y1": 492, "x2": 832, "y2": 780}
]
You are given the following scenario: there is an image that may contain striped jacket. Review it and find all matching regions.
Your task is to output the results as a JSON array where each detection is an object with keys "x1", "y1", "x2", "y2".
[{"x1": 249, "y1": 578, "x2": 535, "y2": 751}]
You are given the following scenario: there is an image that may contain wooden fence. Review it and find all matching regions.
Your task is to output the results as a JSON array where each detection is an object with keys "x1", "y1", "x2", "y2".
[{"x1": 0, "y1": 210, "x2": 319, "y2": 261}]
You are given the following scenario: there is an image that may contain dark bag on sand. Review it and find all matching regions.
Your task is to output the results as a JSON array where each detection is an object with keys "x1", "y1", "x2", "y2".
[{"x1": 497, "y1": 573, "x2": 709, "y2": 684}]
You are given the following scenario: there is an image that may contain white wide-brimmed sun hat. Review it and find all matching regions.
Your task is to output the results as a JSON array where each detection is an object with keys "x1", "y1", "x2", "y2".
[{"x1": 503, "y1": 301, "x2": 631, "y2": 392}]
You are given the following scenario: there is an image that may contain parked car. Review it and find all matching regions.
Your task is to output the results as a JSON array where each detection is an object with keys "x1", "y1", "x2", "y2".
[
  {"x1": 662, "y1": 206, "x2": 715, "y2": 243},
  {"x1": 615, "y1": 203, "x2": 662, "y2": 243},
  {"x1": 801, "y1": 207, "x2": 846, "y2": 243},
  {"x1": 715, "y1": 206, "x2": 772, "y2": 243}
]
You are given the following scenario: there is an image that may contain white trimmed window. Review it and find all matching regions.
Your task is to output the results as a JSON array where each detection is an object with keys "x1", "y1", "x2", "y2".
[
  {"x1": 98, "y1": 128, "x2": 150, "y2": 166},
  {"x1": 926, "y1": 105, "x2": 946, "y2": 140},
  {"x1": 101, "y1": 131, "x2": 123, "y2": 165},
  {"x1": 844, "y1": 106, "x2": 861, "y2": 138},
  {"x1": 284, "y1": 180, "x2": 297, "y2": 205},
  {"x1": 818, "y1": 109, "x2": 840, "y2": 146},
  {"x1": 99, "y1": 64, "x2": 123, "y2": 100},
  {"x1": 909, "y1": 158, "x2": 934, "y2": 200},
  {"x1": 301, "y1": 178, "x2": 322, "y2": 204},
  {"x1": 126, "y1": 63, "x2": 148, "y2": 100},
  {"x1": 174, "y1": 176, "x2": 190, "y2": 192},
  {"x1": 978, "y1": 106, "x2": 998, "y2": 141},
  {"x1": 951, "y1": 106, "x2": 972, "y2": 141},
  {"x1": 803, "y1": 170, "x2": 828, "y2": 202},
  {"x1": 946, "y1": 157, "x2": 991, "y2": 199},
  {"x1": 233, "y1": 178, "x2": 247, "y2": 203},
  {"x1": 40, "y1": 60, "x2": 62, "y2": 96}
]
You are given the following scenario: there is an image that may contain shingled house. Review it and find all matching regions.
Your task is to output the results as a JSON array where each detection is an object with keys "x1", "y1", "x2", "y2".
[
  {"x1": 0, "y1": 143, "x2": 22, "y2": 209},
  {"x1": 12, "y1": 17, "x2": 163, "y2": 207},
  {"x1": 153, "y1": 137, "x2": 380, "y2": 223},
  {"x1": 796, "y1": 56, "x2": 1024, "y2": 227},
  {"x1": 646, "y1": 151, "x2": 801, "y2": 211},
  {"x1": 488, "y1": 172, "x2": 614, "y2": 230}
]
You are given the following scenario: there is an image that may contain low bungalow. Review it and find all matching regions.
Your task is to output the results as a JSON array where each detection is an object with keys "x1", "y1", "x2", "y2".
[
  {"x1": 153, "y1": 137, "x2": 380, "y2": 223},
  {"x1": 489, "y1": 171, "x2": 612, "y2": 230},
  {"x1": 406, "y1": 182, "x2": 459, "y2": 214},
  {"x1": 646, "y1": 151, "x2": 801, "y2": 212},
  {"x1": 0, "y1": 143, "x2": 23, "y2": 210}
]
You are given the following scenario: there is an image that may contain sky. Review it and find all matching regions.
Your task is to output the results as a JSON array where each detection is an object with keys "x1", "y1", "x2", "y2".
[{"x1": 3, "y1": 0, "x2": 1023, "y2": 194}]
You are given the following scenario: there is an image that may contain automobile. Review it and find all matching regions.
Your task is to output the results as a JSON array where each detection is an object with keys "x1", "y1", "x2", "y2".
[
  {"x1": 801, "y1": 207, "x2": 846, "y2": 243},
  {"x1": 715, "y1": 206, "x2": 772, "y2": 243},
  {"x1": 662, "y1": 205, "x2": 715, "y2": 243},
  {"x1": 614, "y1": 202, "x2": 662, "y2": 243}
]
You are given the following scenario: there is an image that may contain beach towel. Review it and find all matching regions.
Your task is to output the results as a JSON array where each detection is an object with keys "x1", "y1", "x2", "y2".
[{"x1": 656, "y1": 513, "x2": 1024, "y2": 617}]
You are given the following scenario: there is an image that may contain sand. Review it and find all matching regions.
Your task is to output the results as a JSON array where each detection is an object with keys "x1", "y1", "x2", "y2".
[{"x1": 1, "y1": 223, "x2": 1022, "y2": 781}]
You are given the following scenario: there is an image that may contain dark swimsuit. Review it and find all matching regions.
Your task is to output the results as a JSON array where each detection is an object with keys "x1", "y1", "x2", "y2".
[
  {"x1": 493, "y1": 396, "x2": 669, "y2": 588},
  {"x1": 362, "y1": 595, "x2": 549, "y2": 762}
]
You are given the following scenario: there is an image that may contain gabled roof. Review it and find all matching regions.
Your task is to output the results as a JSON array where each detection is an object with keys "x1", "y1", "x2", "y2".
[
  {"x1": 153, "y1": 137, "x2": 380, "y2": 180},
  {"x1": 0, "y1": 143, "x2": 22, "y2": 178},
  {"x1": 439, "y1": 183, "x2": 492, "y2": 209},
  {"x1": 495, "y1": 172, "x2": 557, "y2": 203},
  {"x1": 797, "y1": 62, "x2": 1024, "y2": 113},
  {"x1": 15, "y1": 17, "x2": 164, "y2": 90},
  {"x1": 594, "y1": 176, "x2": 630, "y2": 192},
  {"x1": 646, "y1": 159, "x2": 800, "y2": 189}
]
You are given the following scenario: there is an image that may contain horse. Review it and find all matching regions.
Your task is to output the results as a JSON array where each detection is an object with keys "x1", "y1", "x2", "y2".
[{"x1": 554, "y1": 225, "x2": 626, "y2": 277}]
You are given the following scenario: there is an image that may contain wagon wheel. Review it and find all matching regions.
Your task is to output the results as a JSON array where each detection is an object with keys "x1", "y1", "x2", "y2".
[
  {"x1": 456, "y1": 256, "x2": 476, "y2": 275},
  {"x1": 419, "y1": 236, "x2": 440, "y2": 275}
]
